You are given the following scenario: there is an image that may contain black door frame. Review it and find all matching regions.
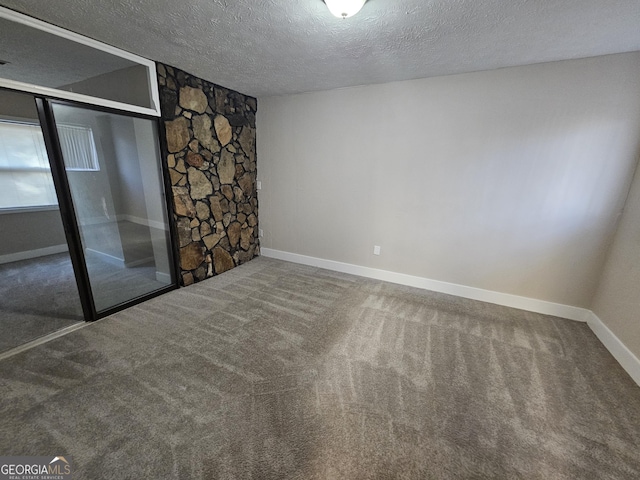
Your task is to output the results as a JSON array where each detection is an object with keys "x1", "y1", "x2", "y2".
[
  {"x1": 33, "y1": 95, "x2": 180, "y2": 321},
  {"x1": 35, "y1": 97, "x2": 96, "y2": 321}
]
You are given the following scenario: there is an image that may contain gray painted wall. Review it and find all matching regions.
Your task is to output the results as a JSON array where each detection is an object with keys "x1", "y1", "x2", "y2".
[
  {"x1": 0, "y1": 89, "x2": 38, "y2": 121},
  {"x1": 0, "y1": 209, "x2": 66, "y2": 256},
  {"x1": 257, "y1": 52, "x2": 640, "y2": 308},
  {"x1": 110, "y1": 115, "x2": 149, "y2": 220},
  {"x1": 60, "y1": 65, "x2": 152, "y2": 110}
]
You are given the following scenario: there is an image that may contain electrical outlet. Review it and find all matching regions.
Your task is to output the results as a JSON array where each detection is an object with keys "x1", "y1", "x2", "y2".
[
  {"x1": 373, "y1": 245, "x2": 381, "y2": 255},
  {"x1": 256, "y1": 181, "x2": 262, "y2": 190},
  {"x1": 259, "y1": 229, "x2": 264, "y2": 238}
]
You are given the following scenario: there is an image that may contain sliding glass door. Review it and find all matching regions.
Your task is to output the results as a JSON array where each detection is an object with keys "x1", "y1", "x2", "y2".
[{"x1": 45, "y1": 101, "x2": 176, "y2": 314}]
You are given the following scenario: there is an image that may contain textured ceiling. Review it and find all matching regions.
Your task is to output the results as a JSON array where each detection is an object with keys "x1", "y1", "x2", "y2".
[{"x1": 0, "y1": 0, "x2": 639, "y2": 97}]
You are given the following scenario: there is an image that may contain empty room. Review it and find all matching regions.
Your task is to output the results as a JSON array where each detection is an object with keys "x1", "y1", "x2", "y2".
[{"x1": 1, "y1": 1, "x2": 640, "y2": 479}]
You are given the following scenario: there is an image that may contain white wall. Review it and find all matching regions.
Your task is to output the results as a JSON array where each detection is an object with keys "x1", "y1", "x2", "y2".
[
  {"x1": 257, "y1": 52, "x2": 640, "y2": 308},
  {"x1": 591, "y1": 160, "x2": 640, "y2": 359}
]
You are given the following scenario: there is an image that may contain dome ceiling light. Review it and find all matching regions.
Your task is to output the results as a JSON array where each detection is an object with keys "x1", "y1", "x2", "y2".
[{"x1": 324, "y1": 0, "x2": 367, "y2": 19}]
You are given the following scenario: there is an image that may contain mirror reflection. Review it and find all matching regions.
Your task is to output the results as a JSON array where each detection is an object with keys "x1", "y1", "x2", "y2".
[{"x1": 0, "y1": 15, "x2": 153, "y2": 109}]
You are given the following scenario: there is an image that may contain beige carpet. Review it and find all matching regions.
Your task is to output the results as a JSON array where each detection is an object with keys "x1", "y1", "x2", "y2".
[{"x1": 1, "y1": 256, "x2": 639, "y2": 479}]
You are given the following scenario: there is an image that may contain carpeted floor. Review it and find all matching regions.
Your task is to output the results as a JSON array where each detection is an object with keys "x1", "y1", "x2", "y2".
[
  {"x1": 0, "y1": 242, "x2": 169, "y2": 353},
  {"x1": 82, "y1": 220, "x2": 173, "y2": 312},
  {"x1": 84, "y1": 250, "x2": 168, "y2": 313},
  {"x1": 1, "y1": 256, "x2": 639, "y2": 479},
  {"x1": 0, "y1": 253, "x2": 84, "y2": 352}
]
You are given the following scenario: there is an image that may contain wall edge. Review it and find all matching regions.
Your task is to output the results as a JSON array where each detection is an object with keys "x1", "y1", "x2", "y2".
[{"x1": 587, "y1": 311, "x2": 640, "y2": 387}]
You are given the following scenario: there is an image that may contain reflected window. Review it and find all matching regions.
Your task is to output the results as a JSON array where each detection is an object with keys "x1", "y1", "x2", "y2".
[
  {"x1": 0, "y1": 120, "x2": 57, "y2": 209},
  {"x1": 57, "y1": 124, "x2": 100, "y2": 171},
  {"x1": 0, "y1": 120, "x2": 101, "y2": 210}
]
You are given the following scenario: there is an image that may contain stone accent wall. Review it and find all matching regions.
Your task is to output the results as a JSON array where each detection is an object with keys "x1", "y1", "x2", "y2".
[{"x1": 157, "y1": 63, "x2": 258, "y2": 286}]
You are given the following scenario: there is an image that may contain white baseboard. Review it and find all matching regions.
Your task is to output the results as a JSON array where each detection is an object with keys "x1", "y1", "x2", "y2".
[
  {"x1": 120, "y1": 214, "x2": 168, "y2": 231},
  {"x1": 86, "y1": 248, "x2": 156, "y2": 269},
  {"x1": 586, "y1": 312, "x2": 640, "y2": 387},
  {"x1": 86, "y1": 248, "x2": 124, "y2": 266},
  {"x1": 125, "y1": 256, "x2": 155, "y2": 268},
  {"x1": 261, "y1": 248, "x2": 640, "y2": 387},
  {"x1": 156, "y1": 271, "x2": 171, "y2": 283},
  {"x1": 260, "y1": 248, "x2": 591, "y2": 323},
  {"x1": 0, "y1": 244, "x2": 68, "y2": 265},
  {"x1": 79, "y1": 214, "x2": 168, "y2": 231}
]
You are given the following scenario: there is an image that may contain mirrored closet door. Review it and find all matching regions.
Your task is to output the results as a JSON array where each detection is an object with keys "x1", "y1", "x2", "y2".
[
  {"x1": 0, "y1": 8, "x2": 176, "y2": 354},
  {"x1": 0, "y1": 90, "x2": 178, "y2": 354},
  {"x1": 47, "y1": 101, "x2": 175, "y2": 314},
  {"x1": 0, "y1": 90, "x2": 83, "y2": 353}
]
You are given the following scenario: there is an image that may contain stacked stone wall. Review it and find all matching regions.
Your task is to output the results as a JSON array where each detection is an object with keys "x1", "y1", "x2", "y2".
[{"x1": 157, "y1": 63, "x2": 258, "y2": 286}]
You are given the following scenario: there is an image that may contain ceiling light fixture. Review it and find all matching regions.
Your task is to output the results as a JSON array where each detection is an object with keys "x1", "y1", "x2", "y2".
[{"x1": 324, "y1": 0, "x2": 366, "y2": 19}]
